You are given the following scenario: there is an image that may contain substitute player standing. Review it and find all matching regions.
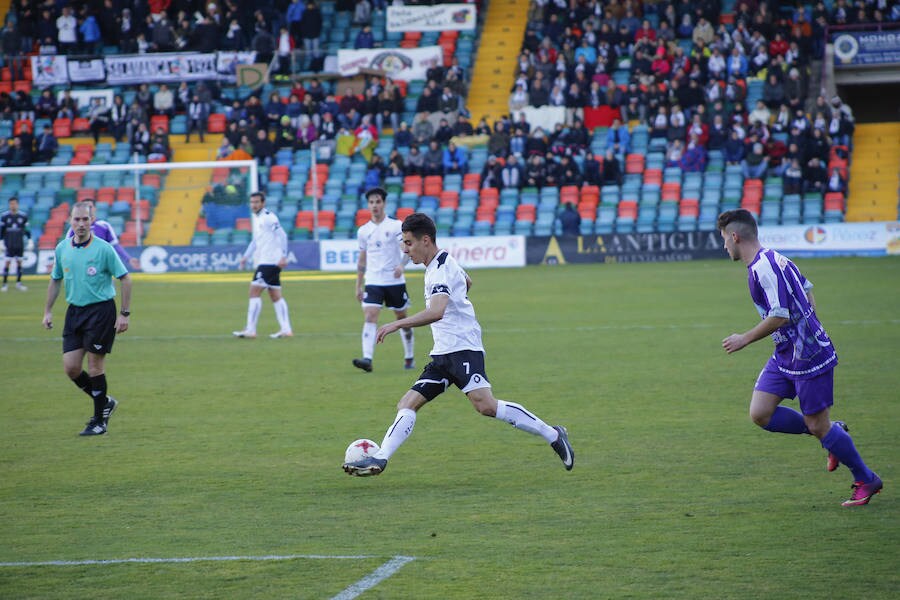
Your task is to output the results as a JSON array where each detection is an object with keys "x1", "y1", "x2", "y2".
[
  {"x1": 343, "y1": 212, "x2": 574, "y2": 476},
  {"x1": 352, "y1": 187, "x2": 414, "y2": 372},
  {"x1": 43, "y1": 201, "x2": 132, "y2": 436},
  {"x1": 1, "y1": 196, "x2": 32, "y2": 292},
  {"x1": 718, "y1": 209, "x2": 882, "y2": 507},
  {"x1": 233, "y1": 192, "x2": 294, "y2": 339}
]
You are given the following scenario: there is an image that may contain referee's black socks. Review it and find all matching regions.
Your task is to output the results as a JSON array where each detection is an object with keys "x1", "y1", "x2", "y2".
[
  {"x1": 71, "y1": 371, "x2": 92, "y2": 397},
  {"x1": 90, "y1": 374, "x2": 108, "y2": 421}
]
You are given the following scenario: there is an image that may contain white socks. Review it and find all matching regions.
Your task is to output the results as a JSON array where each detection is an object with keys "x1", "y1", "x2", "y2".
[
  {"x1": 375, "y1": 408, "x2": 417, "y2": 460},
  {"x1": 495, "y1": 400, "x2": 558, "y2": 443},
  {"x1": 401, "y1": 327, "x2": 414, "y2": 360},
  {"x1": 245, "y1": 297, "x2": 262, "y2": 333},
  {"x1": 361, "y1": 323, "x2": 413, "y2": 361},
  {"x1": 274, "y1": 298, "x2": 292, "y2": 333},
  {"x1": 362, "y1": 322, "x2": 377, "y2": 360}
]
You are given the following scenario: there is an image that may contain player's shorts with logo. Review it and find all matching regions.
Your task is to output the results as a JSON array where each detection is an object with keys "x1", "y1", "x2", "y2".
[
  {"x1": 412, "y1": 350, "x2": 491, "y2": 401},
  {"x1": 362, "y1": 283, "x2": 410, "y2": 311},
  {"x1": 62, "y1": 298, "x2": 118, "y2": 354},
  {"x1": 754, "y1": 356, "x2": 836, "y2": 415},
  {"x1": 251, "y1": 264, "x2": 282, "y2": 288}
]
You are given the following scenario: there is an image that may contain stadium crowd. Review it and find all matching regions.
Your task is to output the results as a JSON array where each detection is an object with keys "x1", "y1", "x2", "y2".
[{"x1": 0, "y1": 0, "x2": 896, "y2": 202}]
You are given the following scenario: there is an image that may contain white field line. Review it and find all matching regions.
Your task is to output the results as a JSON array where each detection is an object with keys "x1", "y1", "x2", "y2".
[
  {"x1": 0, "y1": 553, "x2": 380, "y2": 567},
  {"x1": 0, "y1": 553, "x2": 417, "y2": 599},
  {"x1": 331, "y1": 555, "x2": 416, "y2": 600},
  {"x1": 4, "y1": 319, "x2": 898, "y2": 344}
]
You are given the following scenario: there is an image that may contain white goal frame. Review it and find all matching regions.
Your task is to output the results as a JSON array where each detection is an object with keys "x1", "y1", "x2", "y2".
[{"x1": 0, "y1": 159, "x2": 260, "y2": 248}]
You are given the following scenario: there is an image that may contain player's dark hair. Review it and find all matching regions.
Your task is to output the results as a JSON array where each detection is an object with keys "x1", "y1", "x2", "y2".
[
  {"x1": 250, "y1": 191, "x2": 266, "y2": 204},
  {"x1": 717, "y1": 209, "x2": 758, "y2": 239},
  {"x1": 365, "y1": 187, "x2": 387, "y2": 201},
  {"x1": 401, "y1": 212, "x2": 437, "y2": 243}
]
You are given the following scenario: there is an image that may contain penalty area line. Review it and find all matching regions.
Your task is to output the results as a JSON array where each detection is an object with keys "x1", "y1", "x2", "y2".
[
  {"x1": 330, "y1": 555, "x2": 416, "y2": 600},
  {"x1": 0, "y1": 553, "x2": 398, "y2": 568}
]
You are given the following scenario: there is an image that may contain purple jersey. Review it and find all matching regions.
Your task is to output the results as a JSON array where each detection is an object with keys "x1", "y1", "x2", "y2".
[
  {"x1": 747, "y1": 248, "x2": 837, "y2": 379},
  {"x1": 66, "y1": 220, "x2": 132, "y2": 265}
]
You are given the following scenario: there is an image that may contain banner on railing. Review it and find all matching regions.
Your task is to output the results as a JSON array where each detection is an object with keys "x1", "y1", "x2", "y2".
[
  {"x1": 832, "y1": 30, "x2": 900, "y2": 66},
  {"x1": 387, "y1": 4, "x2": 477, "y2": 32},
  {"x1": 336, "y1": 46, "x2": 443, "y2": 82},
  {"x1": 216, "y1": 51, "x2": 259, "y2": 80},
  {"x1": 31, "y1": 55, "x2": 68, "y2": 86},
  {"x1": 526, "y1": 231, "x2": 725, "y2": 265},
  {"x1": 68, "y1": 58, "x2": 106, "y2": 83},
  {"x1": 758, "y1": 222, "x2": 899, "y2": 256},
  {"x1": 320, "y1": 236, "x2": 526, "y2": 271},
  {"x1": 104, "y1": 52, "x2": 219, "y2": 85},
  {"x1": 31, "y1": 51, "x2": 258, "y2": 86}
]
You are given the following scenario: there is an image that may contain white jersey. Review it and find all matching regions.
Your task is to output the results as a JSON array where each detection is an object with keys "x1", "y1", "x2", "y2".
[
  {"x1": 358, "y1": 217, "x2": 406, "y2": 286},
  {"x1": 243, "y1": 208, "x2": 287, "y2": 266},
  {"x1": 424, "y1": 249, "x2": 483, "y2": 355}
]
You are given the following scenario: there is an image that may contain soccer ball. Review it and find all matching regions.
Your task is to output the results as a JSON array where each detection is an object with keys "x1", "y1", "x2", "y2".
[{"x1": 344, "y1": 439, "x2": 380, "y2": 464}]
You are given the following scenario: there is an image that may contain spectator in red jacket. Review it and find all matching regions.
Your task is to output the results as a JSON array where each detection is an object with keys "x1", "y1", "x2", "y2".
[{"x1": 634, "y1": 20, "x2": 656, "y2": 43}]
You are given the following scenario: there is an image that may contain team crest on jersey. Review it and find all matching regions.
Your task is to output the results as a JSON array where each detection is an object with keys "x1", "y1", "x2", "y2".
[{"x1": 86, "y1": 266, "x2": 97, "y2": 276}]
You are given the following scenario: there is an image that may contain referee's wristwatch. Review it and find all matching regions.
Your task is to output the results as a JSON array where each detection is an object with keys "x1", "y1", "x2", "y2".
[{"x1": 120, "y1": 310, "x2": 131, "y2": 317}]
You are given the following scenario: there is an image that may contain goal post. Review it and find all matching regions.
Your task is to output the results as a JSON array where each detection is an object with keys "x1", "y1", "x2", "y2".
[{"x1": 0, "y1": 159, "x2": 259, "y2": 275}]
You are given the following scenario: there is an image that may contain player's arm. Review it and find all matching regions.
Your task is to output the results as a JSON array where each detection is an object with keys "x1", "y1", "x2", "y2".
[
  {"x1": 239, "y1": 239, "x2": 256, "y2": 269},
  {"x1": 356, "y1": 249, "x2": 367, "y2": 301},
  {"x1": 806, "y1": 290, "x2": 816, "y2": 311},
  {"x1": 115, "y1": 274, "x2": 132, "y2": 333},
  {"x1": 376, "y1": 293, "x2": 449, "y2": 343},
  {"x1": 43, "y1": 278, "x2": 62, "y2": 329},
  {"x1": 722, "y1": 315, "x2": 789, "y2": 354},
  {"x1": 275, "y1": 221, "x2": 288, "y2": 268}
]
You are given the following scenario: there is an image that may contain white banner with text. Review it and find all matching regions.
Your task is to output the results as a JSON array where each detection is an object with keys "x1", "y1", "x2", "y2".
[
  {"x1": 758, "y1": 222, "x2": 900, "y2": 256},
  {"x1": 336, "y1": 46, "x2": 443, "y2": 82},
  {"x1": 387, "y1": 4, "x2": 477, "y2": 32},
  {"x1": 320, "y1": 235, "x2": 526, "y2": 271}
]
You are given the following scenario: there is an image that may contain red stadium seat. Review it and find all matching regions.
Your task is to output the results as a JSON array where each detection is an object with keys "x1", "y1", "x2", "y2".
[{"x1": 53, "y1": 118, "x2": 72, "y2": 138}]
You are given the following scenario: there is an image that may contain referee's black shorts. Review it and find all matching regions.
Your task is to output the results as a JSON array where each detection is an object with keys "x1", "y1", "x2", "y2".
[{"x1": 62, "y1": 299, "x2": 118, "y2": 354}]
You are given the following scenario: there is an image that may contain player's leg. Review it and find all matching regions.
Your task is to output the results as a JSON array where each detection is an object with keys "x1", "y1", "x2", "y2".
[
  {"x1": 393, "y1": 307, "x2": 415, "y2": 368},
  {"x1": 751, "y1": 360, "x2": 809, "y2": 434},
  {"x1": 234, "y1": 280, "x2": 264, "y2": 337},
  {"x1": 376, "y1": 389, "x2": 428, "y2": 460},
  {"x1": 458, "y1": 350, "x2": 572, "y2": 468},
  {"x1": 267, "y1": 284, "x2": 293, "y2": 337},
  {"x1": 361, "y1": 305, "x2": 380, "y2": 359},
  {"x1": 15, "y1": 258, "x2": 25, "y2": 289},
  {"x1": 81, "y1": 301, "x2": 119, "y2": 430},
  {"x1": 63, "y1": 348, "x2": 90, "y2": 393},
  {"x1": 85, "y1": 351, "x2": 110, "y2": 422},
  {"x1": 343, "y1": 361, "x2": 442, "y2": 475},
  {"x1": 389, "y1": 285, "x2": 414, "y2": 368},
  {"x1": 353, "y1": 285, "x2": 383, "y2": 371},
  {"x1": 798, "y1": 371, "x2": 881, "y2": 506},
  {"x1": 62, "y1": 306, "x2": 93, "y2": 399},
  {"x1": 1, "y1": 258, "x2": 9, "y2": 289}
]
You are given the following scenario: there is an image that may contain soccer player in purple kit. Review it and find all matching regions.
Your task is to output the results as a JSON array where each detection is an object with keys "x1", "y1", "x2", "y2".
[{"x1": 717, "y1": 209, "x2": 882, "y2": 507}]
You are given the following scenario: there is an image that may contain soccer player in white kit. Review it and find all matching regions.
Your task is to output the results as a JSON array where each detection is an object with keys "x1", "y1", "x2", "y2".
[
  {"x1": 342, "y1": 212, "x2": 574, "y2": 476},
  {"x1": 352, "y1": 187, "x2": 415, "y2": 372},
  {"x1": 232, "y1": 192, "x2": 294, "y2": 339}
]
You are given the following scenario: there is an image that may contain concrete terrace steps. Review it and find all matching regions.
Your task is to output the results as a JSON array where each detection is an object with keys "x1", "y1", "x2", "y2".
[
  {"x1": 846, "y1": 122, "x2": 900, "y2": 222},
  {"x1": 464, "y1": 0, "x2": 530, "y2": 123}
]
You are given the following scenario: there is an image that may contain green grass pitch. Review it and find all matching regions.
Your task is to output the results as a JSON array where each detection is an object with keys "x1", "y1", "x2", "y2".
[{"x1": 1, "y1": 257, "x2": 898, "y2": 599}]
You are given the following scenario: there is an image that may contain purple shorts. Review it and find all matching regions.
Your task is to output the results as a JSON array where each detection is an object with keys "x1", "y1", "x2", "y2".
[{"x1": 754, "y1": 357, "x2": 835, "y2": 415}]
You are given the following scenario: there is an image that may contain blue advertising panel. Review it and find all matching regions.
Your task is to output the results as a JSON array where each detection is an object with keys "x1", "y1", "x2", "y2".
[
  {"x1": 136, "y1": 242, "x2": 320, "y2": 273},
  {"x1": 832, "y1": 30, "x2": 900, "y2": 66}
]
